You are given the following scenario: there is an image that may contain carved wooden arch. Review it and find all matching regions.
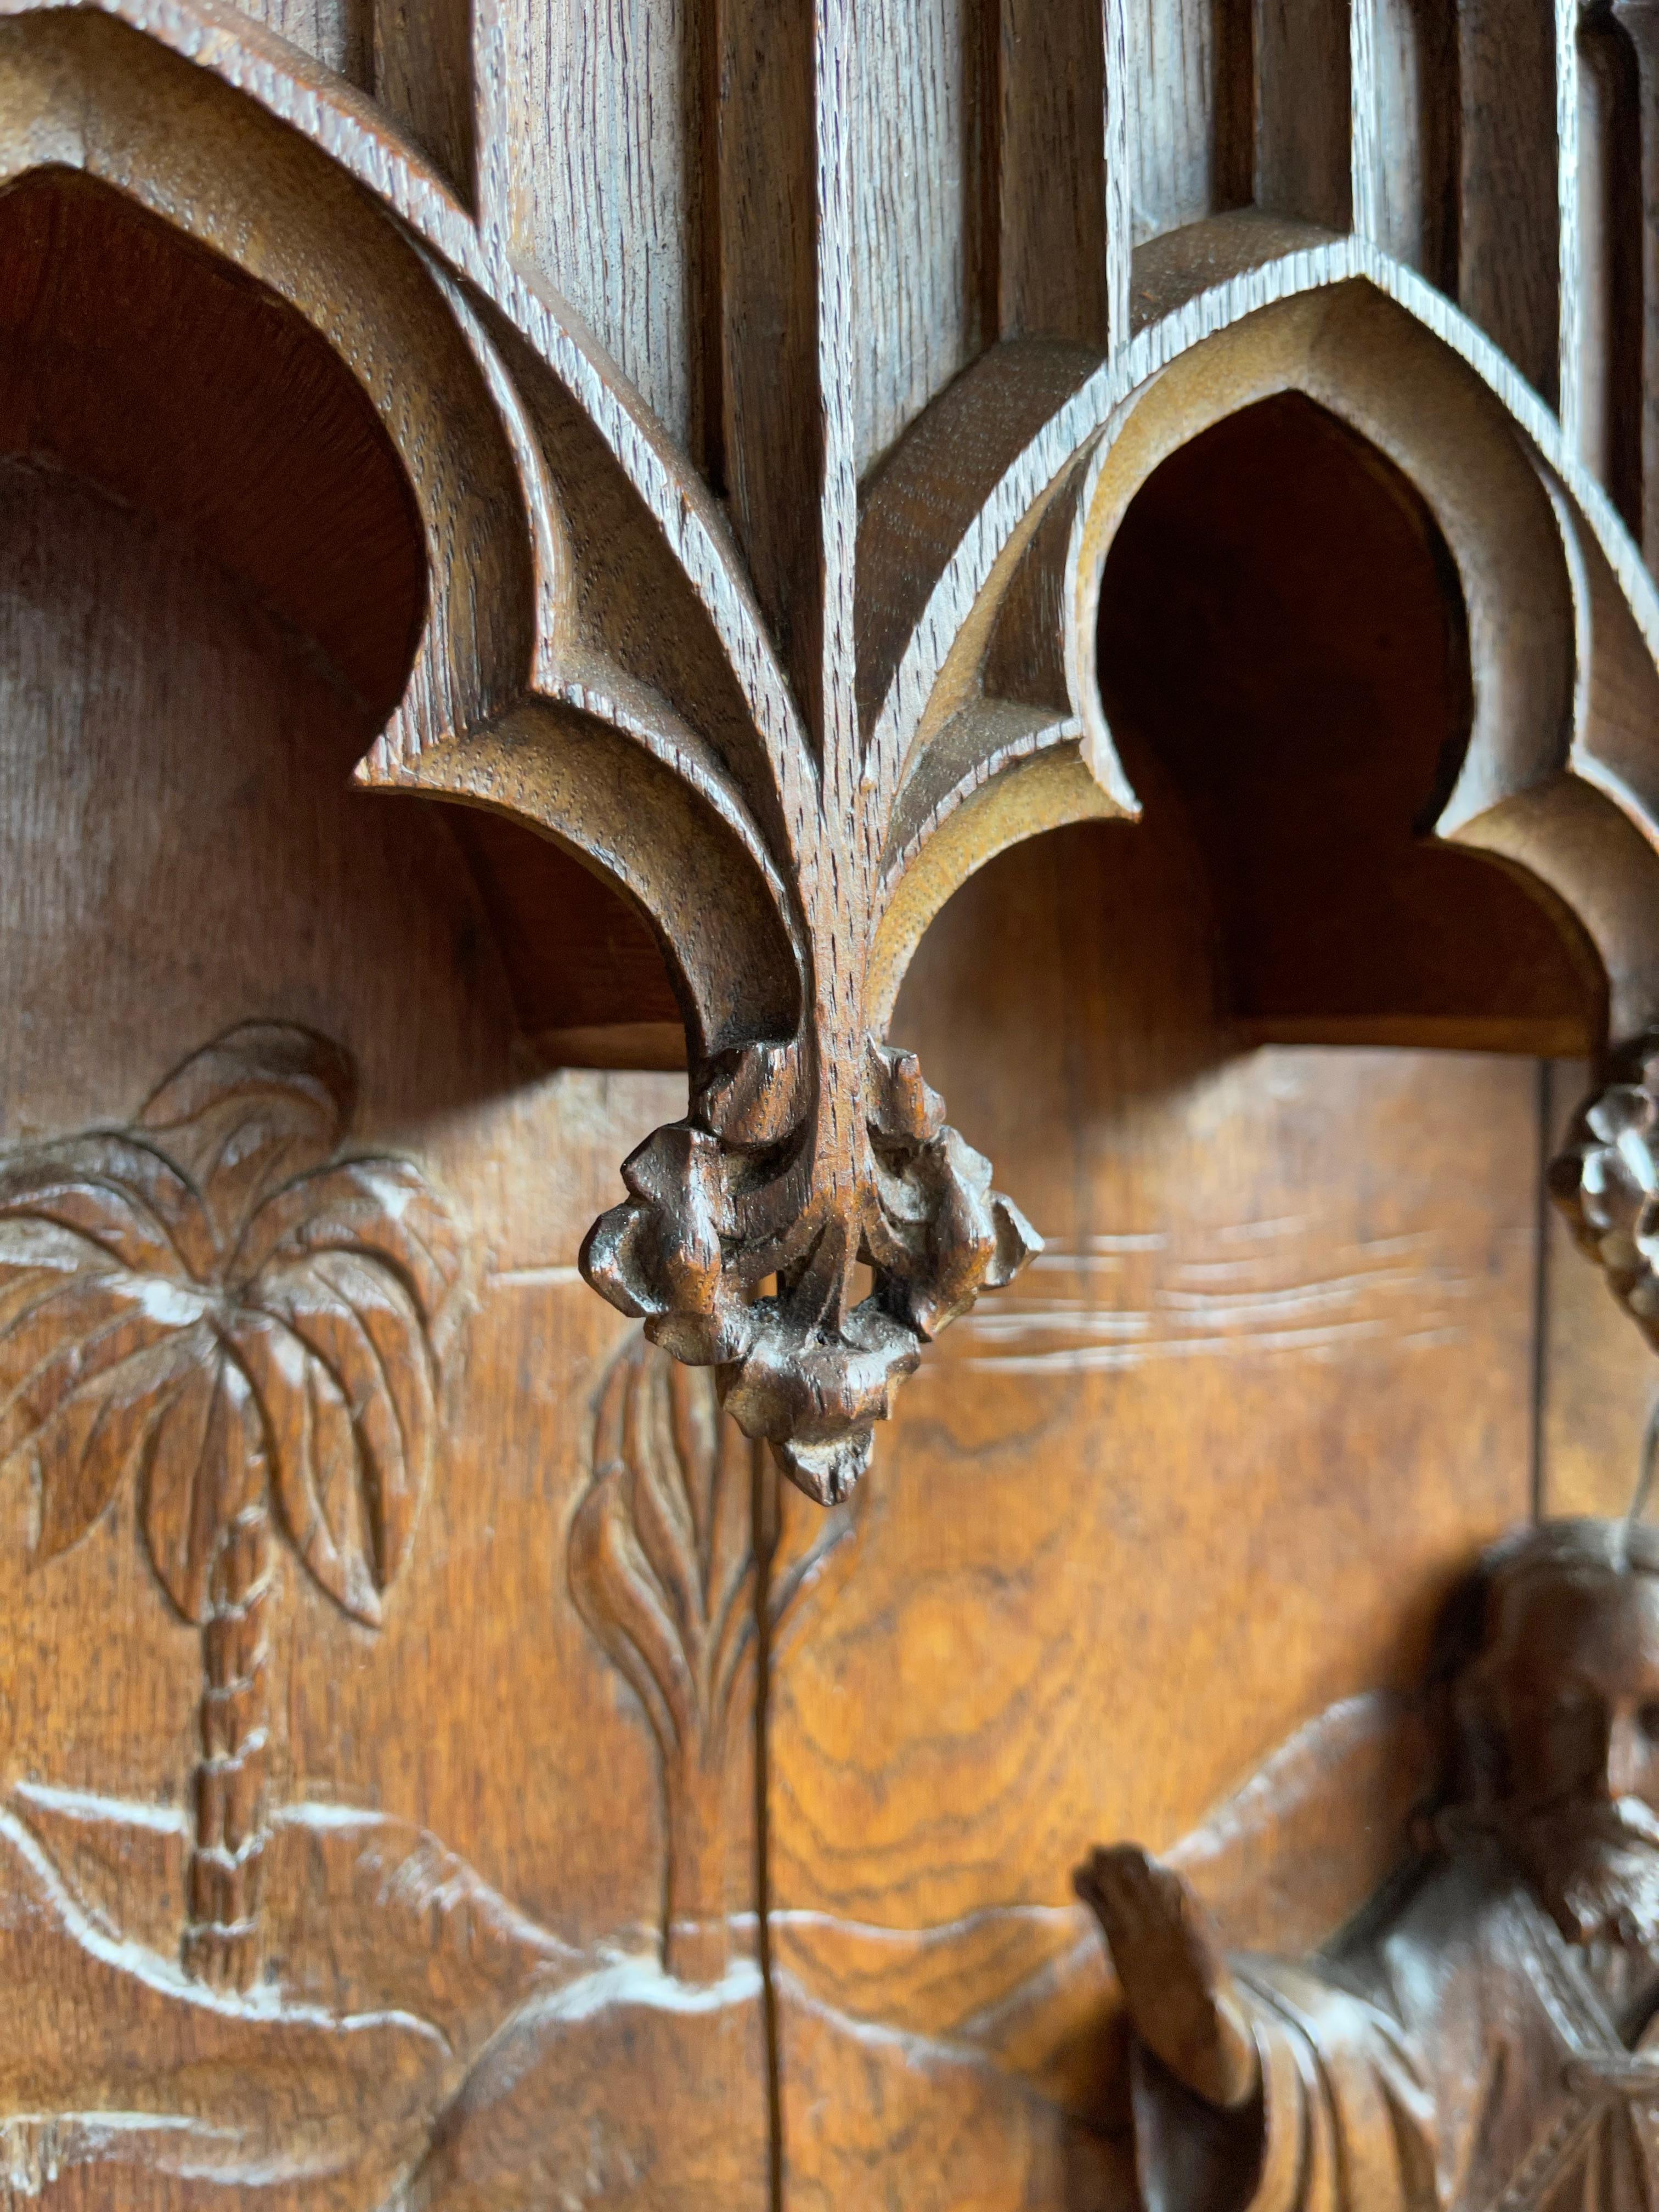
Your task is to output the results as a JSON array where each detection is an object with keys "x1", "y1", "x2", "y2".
[
  {"x1": 865, "y1": 259, "x2": 1659, "y2": 1051},
  {"x1": 15, "y1": 6, "x2": 1659, "y2": 1503},
  {"x1": 0, "y1": 4, "x2": 800, "y2": 1058},
  {"x1": 0, "y1": 0, "x2": 1052, "y2": 1505}
]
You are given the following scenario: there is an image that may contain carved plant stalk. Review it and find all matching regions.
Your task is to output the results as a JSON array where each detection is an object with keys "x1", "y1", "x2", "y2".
[
  {"x1": 0, "y1": 1023, "x2": 462, "y2": 1989},
  {"x1": 659, "y1": 1745, "x2": 729, "y2": 1984},
  {"x1": 572, "y1": 1333, "x2": 861, "y2": 1984}
]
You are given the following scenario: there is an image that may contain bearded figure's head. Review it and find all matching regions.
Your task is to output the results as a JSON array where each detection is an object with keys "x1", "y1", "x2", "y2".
[{"x1": 1430, "y1": 1520, "x2": 1659, "y2": 1948}]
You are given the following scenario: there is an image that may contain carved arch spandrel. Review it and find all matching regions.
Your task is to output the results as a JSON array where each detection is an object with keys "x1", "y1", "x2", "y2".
[
  {"x1": 0, "y1": 0, "x2": 1054, "y2": 1503},
  {"x1": 0, "y1": 10, "x2": 800, "y2": 1059},
  {"x1": 18, "y1": 0, "x2": 1659, "y2": 1489},
  {"x1": 862, "y1": 258, "x2": 1659, "y2": 1056}
]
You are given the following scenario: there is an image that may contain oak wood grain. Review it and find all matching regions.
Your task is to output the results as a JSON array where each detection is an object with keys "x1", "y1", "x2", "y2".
[
  {"x1": 1458, "y1": 0, "x2": 1565, "y2": 404},
  {"x1": 5, "y1": 0, "x2": 1659, "y2": 2202},
  {"x1": 769, "y1": 825, "x2": 1542, "y2": 2202}
]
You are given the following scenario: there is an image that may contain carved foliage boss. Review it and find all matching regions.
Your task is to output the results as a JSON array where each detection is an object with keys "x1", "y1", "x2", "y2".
[{"x1": 0, "y1": 0, "x2": 1068, "y2": 1505}]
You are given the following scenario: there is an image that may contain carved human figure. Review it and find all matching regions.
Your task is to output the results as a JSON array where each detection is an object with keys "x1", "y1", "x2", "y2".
[{"x1": 1076, "y1": 1519, "x2": 1659, "y2": 2210}]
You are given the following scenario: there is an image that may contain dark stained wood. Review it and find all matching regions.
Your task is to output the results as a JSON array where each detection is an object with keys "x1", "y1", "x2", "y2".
[
  {"x1": 1578, "y1": 10, "x2": 1645, "y2": 541},
  {"x1": 1255, "y1": 0, "x2": 1351, "y2": 230},
  {"x1": 990, "y1": 0, "x2": 1109, "y2": 345},
  {"x1": 0, "y1": 170, "x2": 425, "y2": 721},
  {"x1": 1458, "y1": 0, "x2": 1566, "y2": 406},
  {"x1": 1614, "y1": 3, "x2": 1659, "y2": 570},
  {"x1": 1369, "y1": 0, "x2": 1460, "y2": 291},
  {"x1": 442, "y1": 809, "x2": 685, "y2": 1056}
]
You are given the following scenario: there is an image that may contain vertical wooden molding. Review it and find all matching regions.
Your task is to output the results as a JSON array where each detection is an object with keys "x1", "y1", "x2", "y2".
[
  {"x1": 1578, "y1": 7, "x2": 1644, "y2": 528},
  {"x1": 986, "y1": 0, "x2": 1109, "y2": 341},
  {"x1": 693, "y1": 0, "x2": 728, "y2": 491},
  {"x1": 1349, "y1": 0, "x2": 1382, "y2": 243},
  {"x1": 1615, "y1": 1, "x2": 1659, "y2": 565},
  {"x1": 374, "y1": 0, "x2": 476, "y2": 203},
  {"x1": 712, "y1": 0, "x2": 826, "y2": 736},
  {"x1": 816, "y1": 0, "x2": 857, "y2": 769},
  {"x1": 973, "y1": 0, "x2": 1003, "y2": 348},
  {"x1": 1103, "y1": 0, "x2": 1132, "y2": 354},
  {"x1": 708, "y1": 0, "x2": 855, "y2": 755},
  {"x1": 1255, "y1": 0, "x2": 1353, "y2": 229},
  {"x1": 1217, "y1": 0, "x2": 1260, "y2": 215},
  {"x1": 1459, "y1": 0, "x2": 1563, "y2": 404},
  {"x1": 472, "y1": 0, "x2": 511, "y2": 240},
  {"x1": 1559, "y1": 0, "x2": 1584, "y2": 448},
  {"x1": 1372, "y1": 0, "x2": 1461, "y2": 291}
]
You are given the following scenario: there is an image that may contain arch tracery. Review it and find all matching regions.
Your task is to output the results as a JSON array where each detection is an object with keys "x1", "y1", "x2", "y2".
[{"x1": 5, "y1": 0, "x2": 1659, "y2": 1485}]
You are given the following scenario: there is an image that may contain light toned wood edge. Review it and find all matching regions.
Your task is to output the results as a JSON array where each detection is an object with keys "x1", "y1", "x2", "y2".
[
  {"x1": 1452, "y1": 777, "x2": 1659, "y2": 1047},
  {"x1": 376, "y1": 704, "x2": 803, "y2": 1059},
  {"x1": 860, "y1": 227, "x2": 1659, "y2": 1043},
  {"x1": 1065, "y1": 279, "x2": 1575, "y2": 849},
  {"x1": 529, "y1": 1024, "x2": 689, "y2": 1073},
  {"x1": 866, "y1": 746, "x2": 1115, "y2": 1034}
]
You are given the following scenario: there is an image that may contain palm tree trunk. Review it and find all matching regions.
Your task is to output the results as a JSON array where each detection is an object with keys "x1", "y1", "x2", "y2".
[{"x1": 182, "y1": 1496, "x2": 273, "y2": 1990}]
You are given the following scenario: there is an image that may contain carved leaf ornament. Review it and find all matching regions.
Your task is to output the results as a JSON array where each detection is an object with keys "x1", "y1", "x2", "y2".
[
  {"x1": 0, "y1": 1024, "x2": 460, "y2": 1622},
  {"x1": 1551, "y1": 1037, "x2": 1659, "y2": 1352},
  {"x1": 13, "y1": 0, "x2": 1659, "y2": 1494},
  {"x1": 571, "y1": 1331, "x2": 860, "y2": 1980},
  {"x1": 583, "y1": 1042, "x2": 1036, "y2": 1504}
]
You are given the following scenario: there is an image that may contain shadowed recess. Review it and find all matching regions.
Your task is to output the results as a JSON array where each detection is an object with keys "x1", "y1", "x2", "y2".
[
  {"x1": 443, "y1": 810, "x2": 685, "y2": 1069},
  {"x1": 1096, "y1": 391, "x2": 1605, "y2": 1054},
  {"x1": 0, "y1": 167, "x2": 425, "y2": 721},
  {"x1": 0, "y1": 166, "x2": 684, "y2": 1072}
]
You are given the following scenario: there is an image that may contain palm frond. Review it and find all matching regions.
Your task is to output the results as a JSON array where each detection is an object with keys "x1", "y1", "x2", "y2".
[{"x1": 138, "y1": 1023, "x2": 353, "y2": 1257}]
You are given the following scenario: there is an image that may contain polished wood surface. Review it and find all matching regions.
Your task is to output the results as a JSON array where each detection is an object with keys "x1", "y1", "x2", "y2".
[
  {"x1": 5, "y1": 0, "x2": 1659, "y2": 2205},
  {"x1": 1079, "y1": 1525, "x2": 1659, "y2": 2208}
]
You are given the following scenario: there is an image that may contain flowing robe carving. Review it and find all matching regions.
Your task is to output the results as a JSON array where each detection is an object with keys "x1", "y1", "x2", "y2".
[{"x1": 1135, "y1": 1848, "x2": 1659, "y2": 2212}]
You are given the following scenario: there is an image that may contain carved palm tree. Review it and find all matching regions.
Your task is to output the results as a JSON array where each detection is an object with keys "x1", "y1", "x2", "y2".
[
  {"x1": 570, "y1": 1332, "x2": 860, "y2": 1984},
  {"x1": 0, "y1": 1023, "x2": 461, "y2": 1989}
]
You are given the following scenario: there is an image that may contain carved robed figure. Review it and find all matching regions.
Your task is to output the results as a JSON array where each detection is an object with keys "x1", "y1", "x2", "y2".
[{"x1": 1078, "y1": 1520, "x2": 1659, "y2": 2211}]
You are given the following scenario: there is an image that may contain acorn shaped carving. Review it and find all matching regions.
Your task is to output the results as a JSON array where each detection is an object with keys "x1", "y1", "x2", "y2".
[{"x1": 1549, "y1": 1035, "x2": 1659, "y2": 1347}]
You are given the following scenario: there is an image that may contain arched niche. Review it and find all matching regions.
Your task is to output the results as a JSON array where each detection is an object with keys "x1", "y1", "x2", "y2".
[
  {"x1": 1095, "y1": 389, "x2": 1605, "y2": 1054},
  {"x1": 0, "y1": 155, "x2": 685, "y2": 1114},
  {"x1": 0, "y1": 164, "x2": 680, "y2": 1141},
  {"x1": 0, "y1": 4, "x2": 793, "y2": 1088},
  {"x1": 1068, "y1": 281, "x2": 1659, "y2": 1060}
]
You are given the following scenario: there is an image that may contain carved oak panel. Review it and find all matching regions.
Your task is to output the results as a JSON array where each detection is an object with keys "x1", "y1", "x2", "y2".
[{"x1": 3, "y1": 0, "x2": 1659, "y2": 2207}]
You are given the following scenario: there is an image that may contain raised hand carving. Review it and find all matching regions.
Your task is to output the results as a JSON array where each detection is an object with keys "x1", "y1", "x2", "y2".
[
  {"x1": 0, "y1": 1023, "x2": 462, "y2": 1988},
  {"x1": 569, "y1": 1331, "x2": 859, "y2": 1982},
  {"x1": 1550, "y1": 1034, "x2": 1659, "y2": 1349},
  {"x1": 1076, "y1": 1522, "x2": 1659, "y2": 2211}
]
